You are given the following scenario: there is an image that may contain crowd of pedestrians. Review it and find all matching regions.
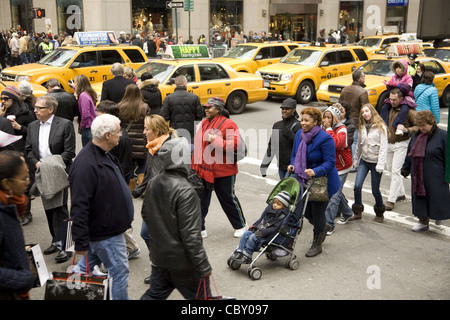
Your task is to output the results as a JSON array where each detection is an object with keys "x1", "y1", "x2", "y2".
[{"x1": 1, "y1": 32, "x2": 450, "y2": 300}]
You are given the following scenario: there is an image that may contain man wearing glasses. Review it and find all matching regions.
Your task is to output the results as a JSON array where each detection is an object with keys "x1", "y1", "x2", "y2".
[{"x1": 25, "y1": 95, "x2": 76, "y2": 263}]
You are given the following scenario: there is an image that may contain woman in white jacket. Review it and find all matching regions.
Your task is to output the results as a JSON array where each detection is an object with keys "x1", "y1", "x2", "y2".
[{"x1": 350, "y1": 104, "x2": 388, "y2": 222}]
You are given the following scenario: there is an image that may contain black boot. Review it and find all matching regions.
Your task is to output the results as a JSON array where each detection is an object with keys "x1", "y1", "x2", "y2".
[
  {"x1": 373, "y1": 204, "x2": 385, "y2": 223},
  {"x1": 305, "y1": 234, "x2": 322, "y2": 257},
  {"x1": 348, "y1": 204, "x2": 364, "y2": 221}
]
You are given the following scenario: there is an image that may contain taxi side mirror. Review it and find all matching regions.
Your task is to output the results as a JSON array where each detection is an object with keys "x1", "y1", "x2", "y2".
[
  {"x1": 168, "y1": 78, "x2": 175, "y2": 85},
  {"x1": 319, "y1": 60, "x2": 329, "y2": 67},
  {"x1": 69, "y1": 62, "x2": 80, "y2": 69},
  {"x1": 254, "y1": 55, "x2": 263, "y2": 60}
]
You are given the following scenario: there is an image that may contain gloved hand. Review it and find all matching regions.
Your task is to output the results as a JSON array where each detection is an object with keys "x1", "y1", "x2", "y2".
[{"x1": 254, "y1": 230, "x2": 262, "y2": 238}]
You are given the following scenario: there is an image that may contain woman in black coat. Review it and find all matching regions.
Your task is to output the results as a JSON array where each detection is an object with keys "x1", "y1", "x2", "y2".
[
  {"x1": 402, "y1": 110, "x2": 450, "y2": 232},
  {"x1": 139, "y1": 72, "x2": 162, "y2": 115}
]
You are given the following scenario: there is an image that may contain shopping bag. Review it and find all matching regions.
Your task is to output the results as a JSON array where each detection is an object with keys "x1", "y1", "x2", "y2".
[
  {"x1": 52, "y1": 218, "x2": 74, "y2": 252},
  {"x1": 25, "y1": 244, "x2": 49, "y2": 287},
  {"x1": 44, "y1": 256, "x2": 112, "y2": 300},
  {"x1": 195, "y1": 275, "x2": 236, "y2": 300}
]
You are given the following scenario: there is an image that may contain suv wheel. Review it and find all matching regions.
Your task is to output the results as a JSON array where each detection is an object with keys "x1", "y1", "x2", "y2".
[{"x1": 296, "y1": 80, "x2": 314, "y2": 104}]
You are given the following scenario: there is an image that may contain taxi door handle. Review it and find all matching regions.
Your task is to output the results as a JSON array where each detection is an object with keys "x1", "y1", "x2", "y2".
[
  {"x1": 192, "y1": 86, "x2": 199, "y2": 89},
  {"x1": 90, "y1": 70, "x2": 98, "y2": 73},
  {"x1": 267, "y1": 62, "x2": 272, "y2": 64},
  {"x1": 332, "y1": 68, "x2": 338, "y2": 71},
  {"x1": 225, "y1": 83, "x2": 231, "y2": 86}
]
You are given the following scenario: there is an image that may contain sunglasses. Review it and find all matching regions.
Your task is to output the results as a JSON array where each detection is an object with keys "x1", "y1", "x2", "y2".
[{"x1": 1, "y1": 96, "x2": 11, "y2": 102}]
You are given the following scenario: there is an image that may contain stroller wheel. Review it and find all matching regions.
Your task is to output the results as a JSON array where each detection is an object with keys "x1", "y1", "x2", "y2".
[
  {"x1": 248, "y1": 267, "x2": 262, "y2": 280},
  {"x1": 229, "y1": 260, "x2": 241, "y2": 270},
  {"x1": 265, "y1": 252, "x2": 277, "y2": 261},
  {"x1": 287, "y1": 259, "x2": 300, "y2": 270}
]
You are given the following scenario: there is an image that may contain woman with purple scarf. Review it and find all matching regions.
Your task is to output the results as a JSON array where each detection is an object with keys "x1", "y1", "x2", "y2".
[
  {"x1": 288, "y1": 107, "x2": 340, "y2": 257},
  {"x1": 401, "y1": 111, "x2": 450, "y2": 232}
]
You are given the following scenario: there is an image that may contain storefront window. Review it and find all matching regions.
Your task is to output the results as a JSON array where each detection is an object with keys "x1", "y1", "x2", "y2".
[
  {"x1": 57, "y1": 0, "x2": 84, "y2": 35},
  {"x1": 339, "y1": 1, "x2": 363, "y2": 43},
  {"x1": 9, "y1": 0, "x2": 33, "y2": 32},
  {"x1": 210, "y1": 0, "x2": 243, "y2": 45},
  {"x1": 132, "y1": 0, "x2": 171, "y2": 36},
  {"x1": 386, "y1": 4, "x2": 408, "y2": 34},
  {"x1": 269, "y1": 14, "x2": 317, "y2": 42}
]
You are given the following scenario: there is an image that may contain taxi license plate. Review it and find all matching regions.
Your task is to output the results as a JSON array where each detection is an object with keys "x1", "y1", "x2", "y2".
[
  {"x1": 263, "y1": 80, "x2": 270, "y2": 88},
  {"x1": 330, "y1": 96, "x2": 339, "y2": 103}
]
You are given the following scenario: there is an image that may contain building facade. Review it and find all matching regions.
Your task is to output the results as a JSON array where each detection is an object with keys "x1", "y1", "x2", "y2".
[{"x1": 1, "y1": 0, "x2": 421, "y2": 43}]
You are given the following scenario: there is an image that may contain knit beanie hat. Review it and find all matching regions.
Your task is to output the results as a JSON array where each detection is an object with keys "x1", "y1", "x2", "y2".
[
  {"x1": 1, "y1": 86, "x2": 21, "y2": 103},
  {"x1": 274, "y1": 191, "x2": 291, "y2": 208},
  {"x1": 323, "y1": 105, "x2": 341, "y2": 123}
]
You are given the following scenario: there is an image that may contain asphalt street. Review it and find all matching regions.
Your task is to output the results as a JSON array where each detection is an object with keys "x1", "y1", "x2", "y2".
[{"x1": 24, "y1": 98, "x2": 450, "y2": 302}]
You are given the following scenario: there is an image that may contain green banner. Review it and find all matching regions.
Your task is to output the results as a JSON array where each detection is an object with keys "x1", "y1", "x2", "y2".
[{"x1": 169, "y1": 45, "x2": 209, "y2": 59}]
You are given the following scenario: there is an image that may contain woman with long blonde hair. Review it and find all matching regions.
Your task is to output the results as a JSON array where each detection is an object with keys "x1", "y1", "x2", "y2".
[
  {"x1": 74, "y1": 74, "x2": 97, "y2": 147},
  {"x1": 351, "y1": 103, "x2": 388, "y2": 222},
  {"x1": 118, "y1": 84, "x2": 150, "y2": 191}
]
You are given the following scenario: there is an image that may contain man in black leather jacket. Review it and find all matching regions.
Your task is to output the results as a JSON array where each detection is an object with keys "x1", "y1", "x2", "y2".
[{"x1": 140, "y1": 137, "x2": 212, "y2": 300}]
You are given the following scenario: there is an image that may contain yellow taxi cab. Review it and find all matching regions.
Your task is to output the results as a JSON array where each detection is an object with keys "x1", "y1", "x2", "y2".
[
  {"x1": 369, "y1": 41, "x2": 431, "y2": 59},
  {"x1": 316, "y1": 56, "x2": 450, "y2": 110},
  {"x1": 255, "y1": 43, "x2": 369, "y2": 104},
  {"x1": 423, "y1": 46, "x2": 450, "y2": 67},
  {"x1": 0, "y1": 44, "x2": 148, "y2": 94},
  {"x1": 93, "y1": 45, "x2": 268, "y2": 114},
  {"x1": 212, "y1": 41, "x2": 308, "y2": 74},
  {"x1": 356, "y1": 34, "x2": 401, "y2": 56},
  {"x1": 0, "y1": 80, "x2": 48, "y2": 97}
]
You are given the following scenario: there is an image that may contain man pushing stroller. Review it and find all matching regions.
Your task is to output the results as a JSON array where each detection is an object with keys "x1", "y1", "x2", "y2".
[{"x1": 229, "y1": 191, "x2": 292, "y2": 264}]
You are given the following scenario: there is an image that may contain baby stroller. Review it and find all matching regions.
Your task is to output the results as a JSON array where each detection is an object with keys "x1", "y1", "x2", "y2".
[{"x1": 227, "y1": 177, "x2": 311, "y2": 280}]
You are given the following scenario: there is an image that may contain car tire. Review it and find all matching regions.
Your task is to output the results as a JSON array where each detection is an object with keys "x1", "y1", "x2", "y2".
[
  {"x1": 295, "y1": 80, "x2": 314, "y2": 104},
  {"x1": 440, "y1": 86, "x2": 450, "y2": 108},
  {"x1": 376, "y1": 91, "x2": 389, "y2": 113},
  {"x1": 226, "y1": 91, "x2": 247, "y2": 114}
]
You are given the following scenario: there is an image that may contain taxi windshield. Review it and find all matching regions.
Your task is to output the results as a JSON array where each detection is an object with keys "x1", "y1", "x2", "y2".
[
  {"x1": 223, "y1": 45, "x2": 257, "y2": 59},
  {"x1": 38, "y1": 49, "x2": 77, "y2": 67},
  {"x1": 280, "y1": 49, "x2": 322, "y2": 66},
  {"x1": 135, "y1": 62, "x2": 175, "y2": 83},
  {"x1": 358, "y1": 59, "x2": 394, "y2": 77},
  {"x1": 357, "y1": 38, "x2": 381, "y2": 48},
  {"x1": 423, "y1": 48, "x2": 450, "y2": 62}
]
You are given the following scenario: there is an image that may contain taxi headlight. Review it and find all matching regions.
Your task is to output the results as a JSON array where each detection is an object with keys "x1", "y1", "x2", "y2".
[
  {"x1": 319, "y1": 84, "x2": 328, "y2": 91},
  {"x1": 15, "y1": 75, "x2": 32, "y2": 82},
  {"x1": 255, "y1": 71, "x2": 261, "y2": 76},
  {"x1": 280, "y1": 73, "x2": 293, "y2": 81}
]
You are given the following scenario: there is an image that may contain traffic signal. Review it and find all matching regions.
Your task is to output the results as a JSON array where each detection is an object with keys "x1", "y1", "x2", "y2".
[{"x1": 33, "y1": 8, "x2": 45, "y2": 19}]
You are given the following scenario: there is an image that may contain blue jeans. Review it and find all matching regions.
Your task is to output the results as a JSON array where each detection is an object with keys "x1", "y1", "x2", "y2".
[
  {"x1": 354, "y1": 159, "x2": 383, "y2": 207},
  {"x1": 80, "y1": 127, "x2": 92, "y2": 147},
  {"x1": 278, "y1": 169, "x2": 289, "y2": 180},
  {"x1": 75, "y1": 233, "x2": 130, "y2": 300},
  {"x1": 325, "y1": 173, "x2": 353, "y2": 228},
  {"x1": 352, "y1": 129, "x2": 359, "y2": 156},
  {"x1": 237, "y1": 230, "x2": 263, "y2": 257}
]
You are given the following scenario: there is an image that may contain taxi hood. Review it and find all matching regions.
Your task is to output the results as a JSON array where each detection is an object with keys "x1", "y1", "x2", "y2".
[{"x1": 2, "y1": 63, "x2": 55, "y2": 76}]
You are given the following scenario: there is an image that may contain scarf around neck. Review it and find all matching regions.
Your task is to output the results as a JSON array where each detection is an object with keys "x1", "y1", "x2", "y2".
[
  {"x1": 0, "y1": 189, "x2": 28, "y2": 217},
  {"x1": 293, "y1": 125, "x2": 321, "y2": 184},
  {"x1": 408, "y1": 131, "x2": 429, "y2": 196},
  {"x1": 146, "y1": 134, "x2": 169, "y2": 155}
]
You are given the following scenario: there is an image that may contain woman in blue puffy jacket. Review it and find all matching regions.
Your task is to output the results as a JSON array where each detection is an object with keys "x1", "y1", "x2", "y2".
[{"x1": 414, "y1": 70, "x2": 440, "y2": 123}]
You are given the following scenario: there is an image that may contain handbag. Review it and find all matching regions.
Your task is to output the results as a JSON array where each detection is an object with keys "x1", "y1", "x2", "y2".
[
  {"x1": 306, "y1": 176, "x2": 329, "y2": 202},
  {"x1": 44, "y1": 255, "x2": 112, "y2": 300}
]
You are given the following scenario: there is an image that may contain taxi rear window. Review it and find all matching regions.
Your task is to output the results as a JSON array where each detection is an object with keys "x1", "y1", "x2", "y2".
[
  {"x1": 123, "y1": 49, "x2": 147, "y2": 63},
  {"x1": 353, "y1": 48, "x2": 368, "y2": 61}
]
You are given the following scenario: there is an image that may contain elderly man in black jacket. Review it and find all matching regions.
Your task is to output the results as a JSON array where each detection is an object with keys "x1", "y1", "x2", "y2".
[
  {"x1": 140, "y1": 137, "x2": 212, "y2": 300},
  {"x1": 69, "y1": 114, "x2": 133, "y2": 300},
  {"x1": 100, "y1": 63, "x2": 136, "y2": 103},
  {"x1": 160, "y1": 75, "x2": 203, "y2": 146}
]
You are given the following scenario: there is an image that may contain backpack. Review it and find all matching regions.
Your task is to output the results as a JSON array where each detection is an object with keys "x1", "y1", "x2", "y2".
[{"x1": 187, "y1": 168, "x2": 204, "y2": 197}]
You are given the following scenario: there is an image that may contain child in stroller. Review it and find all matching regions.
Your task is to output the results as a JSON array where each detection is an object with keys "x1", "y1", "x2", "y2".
[{"x1": 229, "y1": 191, "x2": 292, "y2": 264}]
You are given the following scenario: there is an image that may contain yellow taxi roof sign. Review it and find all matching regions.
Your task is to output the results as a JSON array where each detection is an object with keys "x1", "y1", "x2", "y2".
[
  {"x1": 164, "y1": 45, "x2": 210, "y2": 59},
  {"x1": 386, "y1": 42, "x2": 423, "y2": 57}
]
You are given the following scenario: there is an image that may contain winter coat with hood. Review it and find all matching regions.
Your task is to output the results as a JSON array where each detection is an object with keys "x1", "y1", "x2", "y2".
[
  {"x1": 414, "y1": 83, "x2": 440, "y2": 123},
  {"x1": 353, "y1": 122, "x2": 388, "y2": 173},
  {"x1": 142, "y1": 137, "x2": 212, "y2": 275},
  {"x1": 385, "y1": 59, "x2": 416, "y2": 108}
]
